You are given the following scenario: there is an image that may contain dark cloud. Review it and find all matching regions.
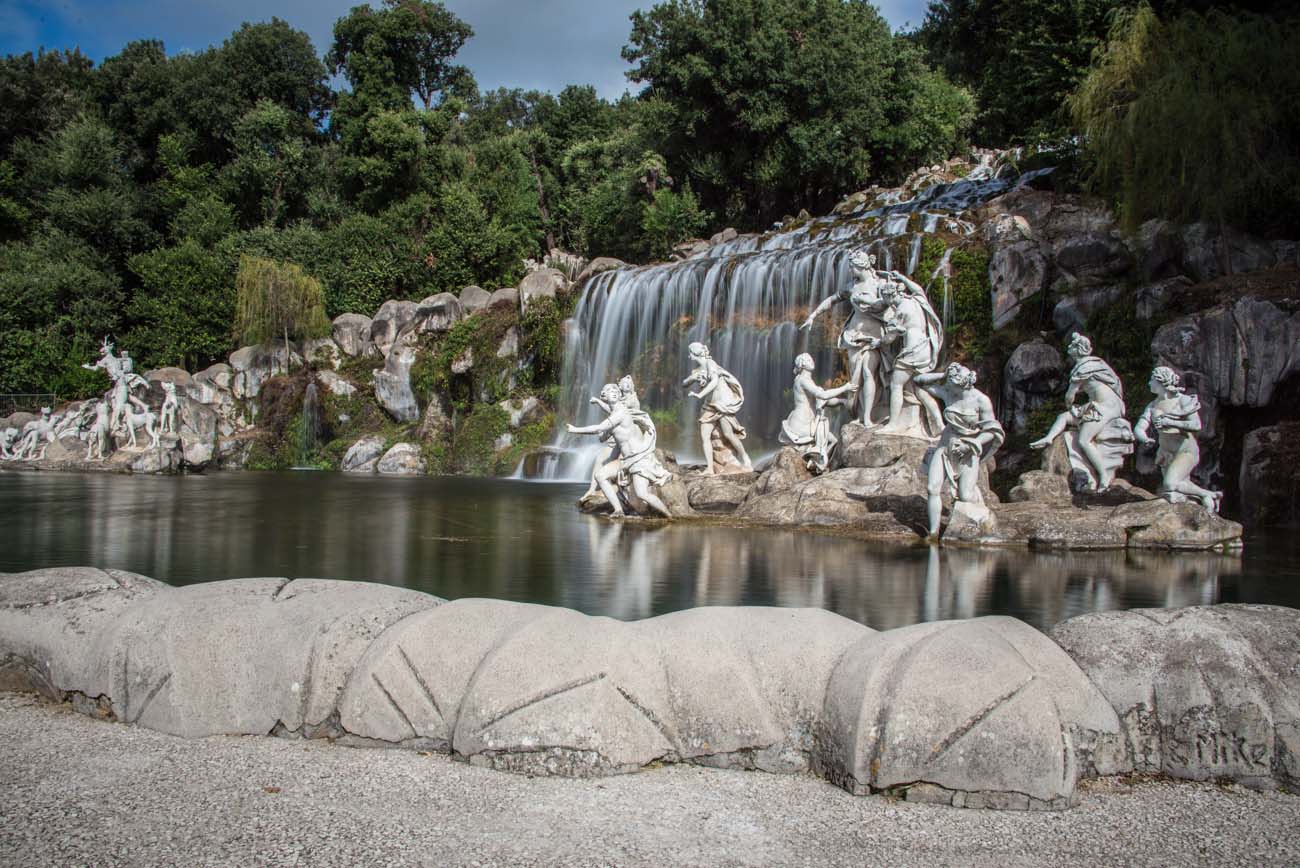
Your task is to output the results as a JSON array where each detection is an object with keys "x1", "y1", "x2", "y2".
[{"x1": 1, "y1": 0, "x2": 929, "y2": 99}]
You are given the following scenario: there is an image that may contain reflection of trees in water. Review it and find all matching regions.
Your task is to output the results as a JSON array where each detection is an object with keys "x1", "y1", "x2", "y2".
[{"x1": 0, "y1": 474, "x2": 1254, "y2": 631}]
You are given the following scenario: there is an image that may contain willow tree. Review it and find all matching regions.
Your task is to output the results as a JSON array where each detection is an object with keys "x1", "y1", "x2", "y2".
[
  {"x1": 233, "y1": 255, "x2": 329, "y2": 371},
  {"x1": 1069, "y1": 6, "x2": 1300, "y2": 237}
]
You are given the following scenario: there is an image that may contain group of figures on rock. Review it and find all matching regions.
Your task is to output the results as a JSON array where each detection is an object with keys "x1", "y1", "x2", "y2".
[
  {"x1": 569, "y1": 248, "x2": 1222, "y2": 533},
  {"x1": 0, "y1": 338, "x2": 178, "y2": 463}
]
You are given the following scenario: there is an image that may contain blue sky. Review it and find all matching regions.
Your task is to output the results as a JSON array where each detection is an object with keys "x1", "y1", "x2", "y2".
[{"x1": 0, "y1": 0, "x2": 931, "y2": 100}]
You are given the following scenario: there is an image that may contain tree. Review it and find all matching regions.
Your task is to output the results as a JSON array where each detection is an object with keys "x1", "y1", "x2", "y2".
[
  {"x1": 1069, "y1": 6, "x2": 1300, "y2": 237},
  {"x1": 126, "y1": 239, "x2": 235, "y2": 371},
  {"x1": 624, "y1": 0, "x2": 972, "y2": 228},
  {"x1": 234, "y1": 256, "x2": 330, "y2": 370}
]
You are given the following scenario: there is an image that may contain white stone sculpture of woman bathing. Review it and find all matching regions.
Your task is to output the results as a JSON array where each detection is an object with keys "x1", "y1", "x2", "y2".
[
  {"x1": 1135, "y1": 366, "x2": 1221, "y2": 513},
  {"x1": 683, "y1": 342, "x2": 752, "y2": 475},
  {"x1": 863, "y1": 272, "x2": 944, "y2": 438},
  {"x1": 779, "y1": 353, "x2": 858, "y2": 473},
  {"x1": 915, "y1": 364, "x2": 1005, "y2": 538},
  {"x1": 802, "y1": 249, "x2": 889, "y2": 426},
  {"x1": 0, "y1": 426, "x2": 15, "y2": 459},
  {"x1": 567, "y1": 383, "x2": 672, "y2": 518},
  {"x1": 159, "y1": 381, "x2": 179, "y2": 435},
  {"x1": 584, "y1": 375, "x2": 640, "y2": 498},
  {"x1": 1029, "y1": 333, "x2": 1134, "y2": 490},
  {"x1": 86, "y1": 400, "x2": 112, "y2": 460}
]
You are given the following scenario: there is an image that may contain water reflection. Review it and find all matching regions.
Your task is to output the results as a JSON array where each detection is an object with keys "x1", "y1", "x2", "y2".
[{"x1": 4, "y1": 471, "x2": 1296, "y2": 631}]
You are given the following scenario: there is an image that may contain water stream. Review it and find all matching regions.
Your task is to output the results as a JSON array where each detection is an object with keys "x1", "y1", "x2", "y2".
[{"x1": 538, "y1": 161, "x2": 1053, "y2": 481}]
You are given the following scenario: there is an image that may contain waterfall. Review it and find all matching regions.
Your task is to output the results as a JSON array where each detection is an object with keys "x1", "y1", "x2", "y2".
[
  {"x1": 533, "y1": 164, "x2": 1053, "y2": 481},
  {"x1": 297, "y1": 381, "x2": 321, "y2": 468}
]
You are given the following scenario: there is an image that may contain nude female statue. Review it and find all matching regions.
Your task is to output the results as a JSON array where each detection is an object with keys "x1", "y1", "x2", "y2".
[
  {"x1": 1029, "y1": 333, "x2": 1134, "y2": 491},
  {"x1": 683, "y1": 342, "x2": 752, "y2": 474},
  {"x1": 1135, "y1": 366, "x2": 1221, "y2": 513},
  {"x1": 915, "y1": 364, "x2": 1005, "y2": 538},
  {"x1": 567, "y1": 383, "x2": 672, "y2": 518},
  {"x1": 801, "y1": 249, "x2": 888, "y2": 425},
  {"x1": 779, "y1": 353, "x2": 858, "y2": 473}
]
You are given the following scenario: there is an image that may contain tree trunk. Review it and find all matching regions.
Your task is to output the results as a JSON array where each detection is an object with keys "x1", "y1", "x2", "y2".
[{"x1": 528, "y1": 148, "x2": 557, "y2": 251}]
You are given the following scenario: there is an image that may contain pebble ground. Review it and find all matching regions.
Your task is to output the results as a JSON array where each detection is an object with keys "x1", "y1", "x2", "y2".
[{"x1": 2, "y1": 692, "x2": 1297, "y2": 867}]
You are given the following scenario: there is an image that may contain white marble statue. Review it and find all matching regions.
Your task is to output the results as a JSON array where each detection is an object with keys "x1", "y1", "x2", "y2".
[
  {"x1": 567, "y1": 383, "x2": 673, "y2": 518},
  {"x1": 120, "y1": 403, "x2": 160, "y2": 450},
  {"x1": 159, "y1": 381, "x2": 179, "y2": 435},
  {"x1": 866, "y1": 272, "x2": 944, "y2": 438},
  {"x1": 1029, "y1": 333, "x2": 1134, "y2": 491},
  {"x1": 82, "y1": 337, "x2": 149, "y2": 435},
  {"x1": 802, "y1": 250, "x2": 889, "y2": 426},
  {"x1": 916, "y1": 364, "x2": 1005, "y2": 538},
  {"x1": 12, "y1": 407, "x2": 58, "y2": 460},
  {"x1": 0, "y1": 426, "x2": 16, "y2": 459},
  {"x1": 779, "y1": 353, "x2": 858, "y2": 473},
  {"x1": 1135, "y1": 366, "x2": 1222, "y2": 513},
  {"x1": 683, "y1": 342, "x2": 752, "y2": 474},
  {"x1": 584, "y1": 375, "x2": 641, "y2": 498},
  {"x1": 86, "y1": 401, "x2": 112, "y2": 461}
]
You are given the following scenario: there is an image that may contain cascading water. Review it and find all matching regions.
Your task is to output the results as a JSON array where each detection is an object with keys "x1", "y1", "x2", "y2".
[
  {"x1": 295, "y1": 381, "x2": 321, "y2": 469},
  {"x1": 532, "y1": 160, "x2": 1053, "y2": 481}
]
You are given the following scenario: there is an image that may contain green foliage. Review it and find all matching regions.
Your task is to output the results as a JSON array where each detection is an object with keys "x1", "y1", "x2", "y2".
[
  {"x1": 624, "y1": 0, "x2": 973, "y2": 226},
  {"x1": 1070, "y1": 6, "x2": 1300, "y2": 237},
  {"x1": 918, "y1": 0, "x2": 1119, "y2": 144},
  {"x1": 641, "y1": 186, "x2": 707, "y2": 260},
  {"x1": 445, "y1": 403, "x2": 510, "y2": 475},
  {"x1": 520, "y1": 294, "x2": 572, "y2": 383},
  {"x1": 1085, "y1": 295, "x2": 1159, "y2": 406},
  {"x1": 125, "y1": 239, "x2": 235, "y2": 371},
  {"x1": 943, "y1": 245, "x2": 994, "y2": 362},
  {"x1": 234, "y1": 255, "x2": 330, "y2": 352},
  {"x1": 221, "y1": 99, "x2": 313, "y2": 227}
]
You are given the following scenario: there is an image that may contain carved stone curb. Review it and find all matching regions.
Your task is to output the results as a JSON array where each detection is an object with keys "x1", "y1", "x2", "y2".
[
  {"x1": 3, "y1": 569, "x2": 1297, "y2": 808},
  {"x1": 1052, "y1": 604, "x2": 1300, "y2": 792}
]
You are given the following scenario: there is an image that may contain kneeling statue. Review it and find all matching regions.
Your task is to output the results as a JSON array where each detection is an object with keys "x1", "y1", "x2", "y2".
[
  {"x1": 916, "y1": 364, "x2": 1005, "y2": 538},
  {"x1": 567, "y1": 383, "x2": 673, "y2": 518},
  {"x1": 779, "y1": 353, "x2": 858, "y2": 473},
  {"x1": 1135, "y1": 366, "x2": 1221, "y2": 513}
]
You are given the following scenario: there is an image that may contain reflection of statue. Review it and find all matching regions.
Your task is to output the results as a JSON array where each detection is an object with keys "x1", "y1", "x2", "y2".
[
  {"x1": 567, "y1": 383, "x2": 672, "y2": 518},
  {"x1": 159, "y1": 382, "x2": 179, "y2": 435},
  {"x1": 916, "y1": 364, "x2": 1005, "y2": 538},
  {"x1": 803, "y1": 250, "x2": 889, "y2": 426},
  {"x1": 1029, "y1": 333, "x2": 1134, "y2": 490},
  {"x1": 1135, "y1": 367, "x2": 1221, "y2": 512},
  {"x1": 683, "y1": 342, "x2": 752, "y2": 474},
  {"x1": 779, "y1": 353, "x2": 858, "y2": 473},
  {"x1": 585, "y1": 375, "x2": 640, "y2": 498},
  {"x1": 868, "y1": 273, "x2": 944, "y2": 438},
  {"x1": 86, "y1": 401, "x2": 112, "y2": 460}
]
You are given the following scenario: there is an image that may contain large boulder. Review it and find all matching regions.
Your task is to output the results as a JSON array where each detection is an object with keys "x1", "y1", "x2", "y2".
[
  {"x1": 1051, "y1": 285, "x2": 1124, "y2": 337},
  {"x1": 332, "y1": 313, "x2": 374, "y2": 358},
  {"x1": 301, "y1": 337, "x2": 341, "y2": 370},
  {"x1": 487, "y1": 287, "x2": 518, "y2": 309},
  {"x1": 459, "y1": 285, "x2": 491, "y2": 313},
  {"x1": 341, "y1": 435, "x2": 385, "y2": 473},
  {"x1": 1179, "y1": 222, "x2": 1277, "y2": 283},
  {"x1": 370, "y1": 300, "x2": 419, "y2": 358},
  {"x1": 316, "y1": 369, "x2": 356, "y2": 398},
  {"x1": 576, "y1": 257, "x2": 626, "y2": 284},
  {"x1": 1002, "y1": 339, "x2": 1064, "y2": 434},
  {"x1": 414, "y1": 293, "x2": 463, "y2": 334},
  {"x1": 229, "y1": 342, "x2": 299, "y2": 400},
  {"x1": 988, "y1": 241, "x2": 1048, "y2": 328},
  {"x1": 990, "y1": 496, "x2": 1243, "y2": 550},
  {"x1": 817, "y1": 616, "x2": 1126, "y2": 808},
  {"x1": 143, "y1": 367, "x2": 193, "y2": 388},
  {"x1": 1238, "y1": 423, "x2": 1300, "y2": 528},
  {"x1": 518, "y1": 268, "x2": 567, "y2": 312},
  {"x1": 177, "y1": 397, "x2": 218, "y2": 468},
  {"x1": 1052, "y1": 605, "x2": 1300, "y2": 791},
  {"x1": 376, "y1": 442, "x2": 425, "y2": 476},
  {"x1": 1050, "y1": 233, "x2": 1132, "y2": 288},
  {"x1": 372, "y1": 334, "x2": 419, "y2": 423},
  {"x1": 1132, "y1": 219, "x2": 1184, "y2": 281}
]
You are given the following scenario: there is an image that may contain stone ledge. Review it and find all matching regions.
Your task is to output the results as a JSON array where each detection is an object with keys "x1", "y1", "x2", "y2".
[{"x1": 1, "y1": 568, "x2": 1295, "y2": 808}]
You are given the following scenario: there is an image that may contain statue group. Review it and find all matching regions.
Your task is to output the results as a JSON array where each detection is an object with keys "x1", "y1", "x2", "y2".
[
  {"x1": 569, "y1": 246, "x2": 1221, "y2": 531},
  {"x1": 1, "y1": 337, "x2": 176, "y2": 464}
]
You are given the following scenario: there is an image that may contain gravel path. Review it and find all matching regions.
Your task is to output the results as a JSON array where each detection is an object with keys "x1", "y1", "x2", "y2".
[{"x1": 1, "y1": 692, "x2": 1297, "y2": 867}]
